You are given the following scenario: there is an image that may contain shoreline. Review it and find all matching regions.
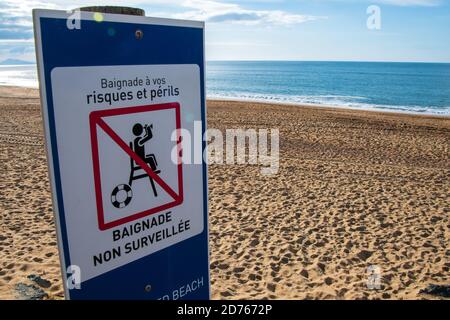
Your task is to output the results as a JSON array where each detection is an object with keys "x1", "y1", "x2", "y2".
[
  {"x1": 1, "y1": 81, "x2": 449, "y2": 117},
  {"x1": 208, "y1": 97, "x2": 450, "y2": 119},
  {"x1": 1, "y1": 85, "x2": 449, "y2": 119}
]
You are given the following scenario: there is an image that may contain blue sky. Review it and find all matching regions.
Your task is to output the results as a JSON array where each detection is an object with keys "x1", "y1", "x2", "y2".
[{"x1": 0, "y1": 0, "x2": 449, "y2": 62}]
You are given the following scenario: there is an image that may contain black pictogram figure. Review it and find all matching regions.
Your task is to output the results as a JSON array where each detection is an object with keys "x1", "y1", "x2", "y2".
[
  {"x1": 128, "y1": 123, "x2": 160, "y2": 196},
  {"x1": 110, "y1": 123, "x2": 160, "y2": 209}
]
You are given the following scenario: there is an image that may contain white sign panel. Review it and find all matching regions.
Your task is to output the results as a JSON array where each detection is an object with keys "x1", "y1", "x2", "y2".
[{"x1": 50, "y1": 64, "x2": 203, "y2": 281}]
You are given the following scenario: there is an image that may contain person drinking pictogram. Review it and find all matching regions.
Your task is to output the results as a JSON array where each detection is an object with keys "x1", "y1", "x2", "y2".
[{"x1": 129, "y1": 123, "x2": 160, "y2": 196}]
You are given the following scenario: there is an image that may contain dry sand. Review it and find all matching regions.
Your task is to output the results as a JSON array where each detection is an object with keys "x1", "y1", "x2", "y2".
[{"x1": 0, "y1": 86, "x2": 449, "y2": 300}]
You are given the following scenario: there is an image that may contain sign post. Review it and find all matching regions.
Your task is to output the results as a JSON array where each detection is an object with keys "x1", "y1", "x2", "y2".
[{"x1": 33, "y1": 9, "x2": 209, "y2": 300}]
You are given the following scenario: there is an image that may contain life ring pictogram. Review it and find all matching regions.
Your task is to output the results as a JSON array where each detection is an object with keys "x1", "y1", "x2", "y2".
[{"x1": 111, "y1": 184, "x2": 133, "y2": 208}]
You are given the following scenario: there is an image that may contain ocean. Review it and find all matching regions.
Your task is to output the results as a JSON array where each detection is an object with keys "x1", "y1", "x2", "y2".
[
  {"x1": 0, "y1": 65, "x2": 38, "y2": 88},
  {"x1": 1, "y1": 61, "x2": 449, "y2": 115}
]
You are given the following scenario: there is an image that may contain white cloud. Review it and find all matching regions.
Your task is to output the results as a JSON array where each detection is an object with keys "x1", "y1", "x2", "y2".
[
  {"x1": 0, "y1": 39, "x2": 34, "y2": 43},
  {"x1": 169, "y1": 0, "x2": 324, "y2": 25},
  {"x1": 207, "y1": 41, "x2": 270, "y2": 47},
  {"x1": 0, "y1": 0, "x2": 57, "y2": 34},
  {"x1": 376, "y1": 0, "x2": 440, "y2": 6},
  {"x1": 331, "y1": 0, "x2": 441, "y2": 6},
  {"x1": 0, "y1": 0, "x2": 58, "y2": 20},
  {"x1": 326, "y1": 0, "x2": 441, "y2": 6},
  {"x1": 0, "y1": 0, "x2": 323, "y2": 30}
]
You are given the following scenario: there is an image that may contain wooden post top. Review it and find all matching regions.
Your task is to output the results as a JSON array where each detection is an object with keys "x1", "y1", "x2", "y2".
[{"x1": 79, "y1": 6, "x2": 145, "y2": 16}]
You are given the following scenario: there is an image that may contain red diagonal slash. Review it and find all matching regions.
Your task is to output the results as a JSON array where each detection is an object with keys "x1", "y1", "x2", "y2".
[
  {"x1": 89, "y1": 102, "x2": 183, "y2": 231},
  {"x1": 96, "y1": 117, "x2": 179, "y2": 201}
]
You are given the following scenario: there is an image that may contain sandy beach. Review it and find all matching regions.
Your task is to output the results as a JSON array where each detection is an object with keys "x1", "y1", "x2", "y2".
[{"x1": 0, "y1": 86, "x2": 448, "y2": 300}]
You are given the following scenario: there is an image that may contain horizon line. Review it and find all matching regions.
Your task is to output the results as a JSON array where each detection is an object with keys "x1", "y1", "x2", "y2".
[
  {"x1": 207, "y1": 59, "x2": 450, "y2": 64},
  {"x1": 2, "y1": 59, "x2": 450, "y2": 65}
]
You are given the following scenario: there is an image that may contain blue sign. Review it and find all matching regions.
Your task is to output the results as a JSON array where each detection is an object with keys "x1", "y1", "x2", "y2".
[{"x1": 33, "y1": 9, "x2": 209, "y2": 300}]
